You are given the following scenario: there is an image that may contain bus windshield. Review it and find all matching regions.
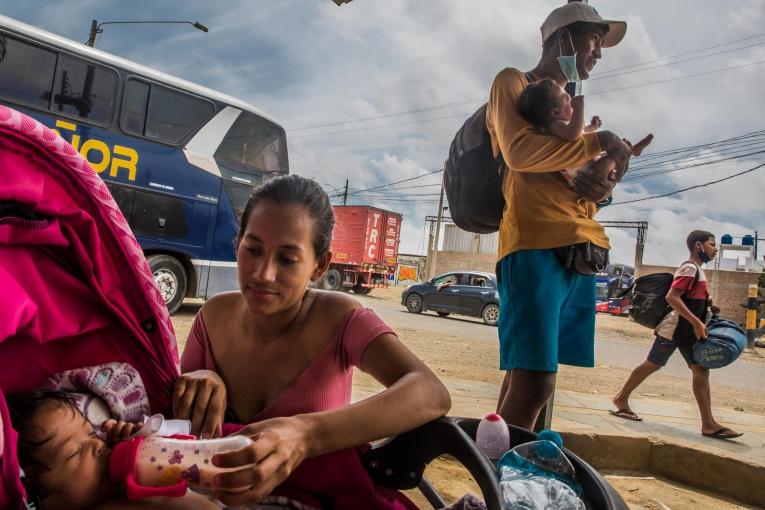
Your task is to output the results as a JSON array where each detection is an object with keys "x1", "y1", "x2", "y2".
[{"x1": 215, "y1": 111, "x2": 288, "y2": 177}]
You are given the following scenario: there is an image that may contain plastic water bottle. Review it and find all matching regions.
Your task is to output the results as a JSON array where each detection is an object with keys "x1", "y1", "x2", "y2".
[
  {"x1": 498, "y1": 430, "x2": 585, "y2": 510},
  {"x1": 476, "y1": 413, "x2": 510, "y2": 460}
]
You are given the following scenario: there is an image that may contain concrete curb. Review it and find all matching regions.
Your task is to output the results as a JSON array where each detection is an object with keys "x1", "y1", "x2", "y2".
[{"x1": 561, "y1": 431, "x2": 765, "y2": 508}]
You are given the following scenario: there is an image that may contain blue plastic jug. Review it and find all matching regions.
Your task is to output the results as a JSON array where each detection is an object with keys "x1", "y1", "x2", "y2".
[{"x1": 693, "y1": 318, "x2": 746, "y2": 368}]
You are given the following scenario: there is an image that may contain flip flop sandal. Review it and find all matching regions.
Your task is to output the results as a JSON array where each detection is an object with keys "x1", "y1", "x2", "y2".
[
  {"x1": 702, "y1": 428, "x2": 743, "y2": 440},
  {"x1": 608, "y1": 409, "x2": 643, "y2": 421}
]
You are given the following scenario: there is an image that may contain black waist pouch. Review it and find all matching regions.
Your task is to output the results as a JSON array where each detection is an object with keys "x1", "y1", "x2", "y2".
[{"x1": 553, "y1": 242, "x2": 609, "y2": 275}]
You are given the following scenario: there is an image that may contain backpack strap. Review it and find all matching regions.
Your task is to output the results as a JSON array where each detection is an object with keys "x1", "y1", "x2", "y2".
[{"x1": 523, "y1": 72, "x2": 535, "y2": 83}]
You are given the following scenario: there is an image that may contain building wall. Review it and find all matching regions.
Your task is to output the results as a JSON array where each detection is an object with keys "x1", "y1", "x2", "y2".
[
  {"x1": 434, "y1": 251, "x2": 496, "y2": 276},
  {"x1": 397, "y1": 253, "x2": 427, "y2": 284},
  {"x1": 637, "y1": 264, "x2": 759, "y2": 323}
]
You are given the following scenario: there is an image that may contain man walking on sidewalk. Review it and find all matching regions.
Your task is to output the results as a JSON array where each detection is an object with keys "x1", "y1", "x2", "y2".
[{"x1": 611, "y1": 230, "x2": 743, "y2": 440}]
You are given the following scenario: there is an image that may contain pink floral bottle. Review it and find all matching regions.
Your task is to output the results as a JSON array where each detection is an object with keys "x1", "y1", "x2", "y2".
[{"x1": 109, "y1": 435, "x2": 252, "y2": 498}]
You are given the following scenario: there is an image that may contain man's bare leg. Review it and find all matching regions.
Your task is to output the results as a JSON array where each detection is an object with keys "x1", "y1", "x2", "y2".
[
  {"x1": 496, "y1": 371, "x2": 512, "y2": 414},
  {"x1": 497, "y1": 369, "x2": 556, "y2": 430}
]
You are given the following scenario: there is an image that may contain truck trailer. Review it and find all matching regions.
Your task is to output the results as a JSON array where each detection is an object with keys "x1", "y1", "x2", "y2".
[{"x1": 320, "y1": 205, "x2": 402, "y2": 294}]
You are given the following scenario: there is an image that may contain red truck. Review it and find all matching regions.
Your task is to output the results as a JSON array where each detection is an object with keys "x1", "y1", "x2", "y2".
[{"x1": 320, "y1": 205, "x2": 402, "y2": 294}]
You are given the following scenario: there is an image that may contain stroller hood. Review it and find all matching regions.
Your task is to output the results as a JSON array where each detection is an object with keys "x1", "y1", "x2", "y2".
[{"x1": 0, "y1": 105, "x2": 180, "y2": 508}]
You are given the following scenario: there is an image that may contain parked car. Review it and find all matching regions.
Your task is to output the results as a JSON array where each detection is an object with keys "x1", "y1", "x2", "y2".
[{"x1": 401, "y1": 271, "x2": 500, "y2": 326}]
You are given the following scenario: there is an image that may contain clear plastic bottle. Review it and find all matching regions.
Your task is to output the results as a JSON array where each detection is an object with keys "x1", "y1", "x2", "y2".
[
  {"x1": 110, "y1": 435, "x2": 253, "y2": 498},
  {"x1": 497, "y1": 430, "x2": 585, "y2": 510},
  {"x1": 475, "y1": 412, "x2": 510, "y2": 461}
]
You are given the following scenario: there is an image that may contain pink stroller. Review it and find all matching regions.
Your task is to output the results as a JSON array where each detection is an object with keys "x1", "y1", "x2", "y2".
[
  {"x1": 0, "y1": 105, "x2": 625, "y2": 509},
  {"x1": 0, "y1": 104, "x2": 180, "y2": 508}
]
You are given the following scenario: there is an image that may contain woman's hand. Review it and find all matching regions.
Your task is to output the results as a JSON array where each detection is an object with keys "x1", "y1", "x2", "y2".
[
  {"x1": 211, "y1": 416, "x2": 313, "y2": 506},
  {"x1": 172, "y1": 370, "x2": 226, "y2": 438},
  {"x1": 101, "y1": 419, "x2": 142, "y2": 444}
]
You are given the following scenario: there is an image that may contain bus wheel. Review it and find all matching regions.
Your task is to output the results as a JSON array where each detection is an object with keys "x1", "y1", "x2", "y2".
[
  {"x1": 321, "y1": 268, "x2": 343, "y2": 292},
  {"x1": 353, "y1": 286, "x2": 372, "y2": 295},
  {"x1": 148, "y1": 254, "x2": 187, "y2": 315}
]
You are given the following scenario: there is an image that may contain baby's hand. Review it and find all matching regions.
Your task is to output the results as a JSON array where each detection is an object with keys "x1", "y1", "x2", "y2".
[
  {"x1": 102, "y1": 419, "x2": 143, "y2": 443},
  {"x1": 589, "y1": 116, "x2": 602, "y2": 129},
  {"x1": 571, "y1": 95, "x2": 584, "y2": 111}
]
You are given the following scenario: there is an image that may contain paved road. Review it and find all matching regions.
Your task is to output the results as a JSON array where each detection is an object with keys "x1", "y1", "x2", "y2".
[{"x1": 353, "y1": 292, "x2": 764, "y2": 392}]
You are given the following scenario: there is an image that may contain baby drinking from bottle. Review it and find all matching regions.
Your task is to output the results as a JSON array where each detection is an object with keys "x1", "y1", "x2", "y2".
[{"x1": 7, "y1": 390, "x2": 233, "y2": 510}]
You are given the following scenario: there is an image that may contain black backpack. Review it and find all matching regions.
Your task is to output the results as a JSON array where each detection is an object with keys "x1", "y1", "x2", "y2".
[
  {"x1": 625, "y1": 269, "x2": 699, "y2": 328},
  {"x1": 444, "y1": 73, "x2": 535, "y2": 234},
  {"x1": 444, "y1": 103, "x2": 505, "y2": 234}
]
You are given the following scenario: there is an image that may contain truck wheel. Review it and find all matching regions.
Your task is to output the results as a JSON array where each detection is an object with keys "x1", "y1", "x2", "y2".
[
  {"x1": 482, "y1": 303, "x2": 500, "y2": 326},
  {"x1": 353, "y1": 286, "x2": 372, "y2": 295},
  {"x1": 406, "y1": 294, "x2": 423, "y2": 314},
  {"x1": 321, "y1": 268, "x2": 343, "y2": 292},
  {"x1": 147, "y1": 254, "x2": 187, "y2": 315}
]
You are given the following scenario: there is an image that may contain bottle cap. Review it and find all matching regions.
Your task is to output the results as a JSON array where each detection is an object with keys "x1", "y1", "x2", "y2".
[
  {"x1": 483, "y1": 413, "x2": 503, "y2": 422},
  {"x1": 109, "y1": 436, "x2": 144, "y2": 484}
]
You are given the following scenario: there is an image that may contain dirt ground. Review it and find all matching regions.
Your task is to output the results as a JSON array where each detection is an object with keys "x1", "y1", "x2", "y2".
[
  {"x1": 171, "y1": 288, "x2": 765, "y2": 509},
  {"x1": 347, "y1": 288, "x2": 765, "y2": 417}
]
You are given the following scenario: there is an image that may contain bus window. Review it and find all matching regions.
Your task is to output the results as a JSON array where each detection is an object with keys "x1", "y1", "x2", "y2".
[
  {"x1": 121, "y1": 79, "x2": 149, "y2": 136},
  {"x1": 145, "y1": 85, "x2": 214, "y2": 144},
  {"x1": 52, "y1": 54, "x2": 116, "y2": 122},
  {"x1": 215, "y1": 112, "x2": 287, "y2": 174},
  {"x1": 0, "y1": 35, "x2": 56, "y2": 109},
  {"x1": 222, "y1": 179, "x2": 258, "y2": 223}
]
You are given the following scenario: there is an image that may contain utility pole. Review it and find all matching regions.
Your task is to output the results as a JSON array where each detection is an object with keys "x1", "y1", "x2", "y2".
[
  {"x1": 342, "y1": 179, "x2": 349, "y2": 205},
  {"x1": 86, "y1": 20, "x2": 98, "y2": 47},
  {"x1": 429, "y1": 173, "x2": 446, "y2": 279},
  {"x1": 755, "y1": 230, "x2": 759, "y2": 259}
]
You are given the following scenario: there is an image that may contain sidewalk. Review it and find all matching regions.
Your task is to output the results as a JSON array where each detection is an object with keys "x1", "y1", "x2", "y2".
[
  {"x1": 551, "y1": 388, "x2": 765, "y2": 468},
  {"x1": 353, "y1": 377, "x2": 765, "y2": 467}
]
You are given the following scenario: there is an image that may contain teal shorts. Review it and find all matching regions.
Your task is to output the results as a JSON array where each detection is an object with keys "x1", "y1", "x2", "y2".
[{"x1": 498, "y1": 249, "x2": 595, "y2": 372}]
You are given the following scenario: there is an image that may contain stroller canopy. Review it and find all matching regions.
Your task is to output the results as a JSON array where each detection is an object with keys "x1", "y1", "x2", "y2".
[{"x1": 0, "y1": 105, "x2": 180, "y2": 508}]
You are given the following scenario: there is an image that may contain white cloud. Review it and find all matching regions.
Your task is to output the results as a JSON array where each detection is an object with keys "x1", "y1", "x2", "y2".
[{"x1": 4, "y1": 0, "x2": 764, "y2": 257}]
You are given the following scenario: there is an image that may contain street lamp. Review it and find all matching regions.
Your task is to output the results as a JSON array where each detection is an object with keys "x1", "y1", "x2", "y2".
[{"x1": 86, "y1": 20, "x2": 208, "y2": 47}]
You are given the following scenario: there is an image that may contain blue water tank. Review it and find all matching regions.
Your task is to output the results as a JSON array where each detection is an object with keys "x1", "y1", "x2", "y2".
[
  {"x1": 742, "y1": 235, "x2": 754, "y2": 246},
  {"x1": 721, "y1": 234, "x2": 733, "y2": 245}
]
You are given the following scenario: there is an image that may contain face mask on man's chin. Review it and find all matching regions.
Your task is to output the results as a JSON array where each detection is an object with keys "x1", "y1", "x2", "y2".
[
  {"x1": 557, "y1": 31, "x2": 582, "y2": 96},
  {"x1": 697, "y1": 245, "x2": 712, "y2": 264}
]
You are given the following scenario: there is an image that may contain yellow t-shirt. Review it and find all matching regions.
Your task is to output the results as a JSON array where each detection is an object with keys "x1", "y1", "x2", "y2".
[{"x1": 486, "y1": 68, "x2": 610, "y2": 260}]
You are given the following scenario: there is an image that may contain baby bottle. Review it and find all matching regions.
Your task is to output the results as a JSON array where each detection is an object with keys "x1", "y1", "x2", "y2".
[{"x1": 109, "y1": 435, "x2": 253, "y2": 498}]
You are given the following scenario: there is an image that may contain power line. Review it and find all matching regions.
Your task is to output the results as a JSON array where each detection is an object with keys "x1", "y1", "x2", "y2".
[
  {"x1": 289, "y1": 97, "x2": 482, "y2": 132},
  {"x1": 588, "y1": 41, "x2": 765, "y2": 82},
  {"x1": 291, "y1": 59, "x2": 765, "y2": 139},
  {"x1": 588, "y1": 59, "x2": 765, "y2": 96},
  {"x1": 287, "y1": 34, "x2": 765, "y2": 134},
  {"x1": 612, "y1": 161, "x2": 765, "y2": 205},
  {"x1": 344, "y1": 169, "x2": 443, "y2": 196},
  {"x1": 289, "y1": 112, "x2": 472, "y2": 139},
  {"x1": 625, "y1": 148, "x2": 765, "y2": 181},
  {"x1": 594, "y1": 32, "x2": 765, "y2": 76},
  {"x1": 634, "y1": 131, "x2": 765, "y2": 163}
]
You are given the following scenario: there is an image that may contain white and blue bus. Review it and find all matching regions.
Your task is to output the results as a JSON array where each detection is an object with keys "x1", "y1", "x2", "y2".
[{"x1": 0, "y1": 14, "x2": 288, "y2": 313}]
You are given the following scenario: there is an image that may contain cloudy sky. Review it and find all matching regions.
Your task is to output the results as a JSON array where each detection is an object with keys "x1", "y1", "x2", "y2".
[{"x1": 4, "y1": 0, "x2": 765, "y2": 266}]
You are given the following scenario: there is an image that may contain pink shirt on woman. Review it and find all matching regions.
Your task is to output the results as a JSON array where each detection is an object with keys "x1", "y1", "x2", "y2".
[
  {"x1": 180, "y1": 306, "x2": 417, "y2": 510},
  {"x1": 181, "y1": 307, "x2": 391, "y2": 419}
]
